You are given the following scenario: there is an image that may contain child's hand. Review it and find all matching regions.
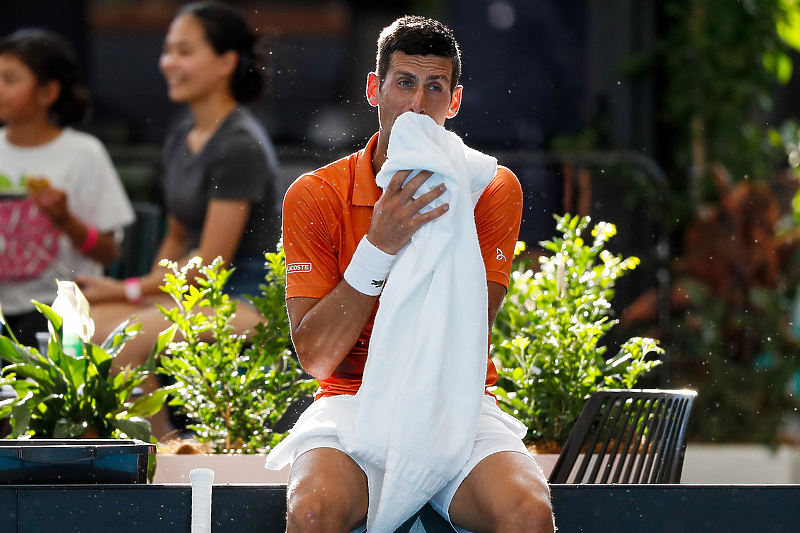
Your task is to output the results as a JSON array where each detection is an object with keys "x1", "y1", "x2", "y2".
[
  {"x1": 25, "y1": 175, "x2": 50, "y2": 195},
  {"x1": 30, "y1": 182, "x2": 70, "y2": 227}
]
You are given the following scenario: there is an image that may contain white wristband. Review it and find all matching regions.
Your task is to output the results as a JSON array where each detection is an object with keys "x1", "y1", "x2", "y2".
[{"x1": 344, "y1": 236, "x2": 396, "y2": 296}]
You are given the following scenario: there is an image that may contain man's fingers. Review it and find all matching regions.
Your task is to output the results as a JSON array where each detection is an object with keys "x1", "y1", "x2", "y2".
[
  {"x1": 411, "y1": 202, "x2": 449, "y2": 227},
  {"x1": 413, "y1": 182, "x2": 447, "y2": 209},
  {"x1": 387, "y1": 169, "x2": 413, "y2": 192},
  {"x1": 386, "y1": 169, "x2": 434, "y2": 197},
  {"x1": 402, "y1": 170, "x2": 434, "y2": 197}
]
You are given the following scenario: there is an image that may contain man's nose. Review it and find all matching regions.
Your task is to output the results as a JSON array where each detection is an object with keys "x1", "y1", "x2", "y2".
[{"x1": 409, "y1": 88, "x2": 425, "y2": 114}]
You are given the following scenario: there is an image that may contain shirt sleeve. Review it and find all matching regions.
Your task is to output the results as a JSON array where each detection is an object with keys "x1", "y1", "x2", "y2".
[
  {"x1": 475, "y1": 165, "x2": 523, "y2": 289},
  {"x1": 207, "y1": 132, "x2": 271, "y2": 202},
  {"x1": 282, "y1": 173, "x2": 344, "y2": 300}
]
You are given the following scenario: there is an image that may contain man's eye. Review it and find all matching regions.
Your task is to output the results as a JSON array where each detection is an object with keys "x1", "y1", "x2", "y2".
[{"x1": 428, "y1": 85, "x2": 442, "y2": 92}]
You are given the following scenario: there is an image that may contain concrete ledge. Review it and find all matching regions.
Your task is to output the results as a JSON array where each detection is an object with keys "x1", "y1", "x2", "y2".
[
  {"x1": 2, "y1": 484, "x2": 800, "y2": 532},
  {"x1": 682, "y1": 444, "x2": 800, "y2": 484}
]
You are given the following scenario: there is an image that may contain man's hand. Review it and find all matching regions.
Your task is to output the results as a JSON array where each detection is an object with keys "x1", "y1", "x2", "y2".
[{"x1": 368, "y1": 170, "x2": 448, "y2": 255}]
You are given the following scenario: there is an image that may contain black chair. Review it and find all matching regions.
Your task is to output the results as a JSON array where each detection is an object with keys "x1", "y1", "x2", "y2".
[
  {"x1": 548, "y1": 389, "x2": 697, "y2": 484},
  {"x1": 108, "y1": 201, "x2": 165, "y2": 279}
]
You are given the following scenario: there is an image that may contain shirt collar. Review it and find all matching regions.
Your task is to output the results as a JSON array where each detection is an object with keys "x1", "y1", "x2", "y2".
[{"x1": 352, "y1": 133, "x2": 381, "y2": 207}]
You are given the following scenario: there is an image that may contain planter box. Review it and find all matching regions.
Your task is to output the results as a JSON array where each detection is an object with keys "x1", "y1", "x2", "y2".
[
  {"x1": 153, "y1": 453, "x2": 558, "y2": 484},
  {"x1": 681, "y1": 443, "x2": 800, "y2": 484},
  {"x1": 153, "y1": 454, "x2": 289, "y2": 484},
  {"x1": 0, "y1": 439, "x2": 155, "y2": 485}
]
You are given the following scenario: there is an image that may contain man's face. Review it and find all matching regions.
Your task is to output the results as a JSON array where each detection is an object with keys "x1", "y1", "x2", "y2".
[{"x1": 367, "y1": 51, "x2": 462, "y2": 140}]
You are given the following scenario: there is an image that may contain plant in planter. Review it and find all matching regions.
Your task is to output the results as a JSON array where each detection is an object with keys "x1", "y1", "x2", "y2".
[
  {"x1": 157, "y1": 246, "x2": 316, "y2": 454},
  {"x1": 620, "y1": 169, "x2": 800, "y2": 445},
  {"x1": 491, "y1": 214, "x2": 663, "y2": 451},
  {"x1": 0, "y1": 284, "x2": 172, "y2": 442}
]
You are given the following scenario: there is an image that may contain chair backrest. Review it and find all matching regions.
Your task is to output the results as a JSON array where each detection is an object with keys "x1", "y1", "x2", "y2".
[
  {"x1": 107, "y1": 201, "x2": 165, "y2": 279},
  {"x1": 548, "y1": 389, "x2": 697, "y2": 484}
]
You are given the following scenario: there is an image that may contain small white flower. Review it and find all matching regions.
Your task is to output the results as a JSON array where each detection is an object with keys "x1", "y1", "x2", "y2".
[{"x1": 556, "y1": 254, "x2": 566, "y2": 297}]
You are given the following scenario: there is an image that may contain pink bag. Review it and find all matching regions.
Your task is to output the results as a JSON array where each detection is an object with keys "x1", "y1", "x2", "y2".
[{"x1": 0, "y1": 195, "x2": 60, "y2": 282}]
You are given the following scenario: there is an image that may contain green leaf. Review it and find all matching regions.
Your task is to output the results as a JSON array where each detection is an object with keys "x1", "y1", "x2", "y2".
[
  {"x1": 32, "y1": 301, "x2": 62, "y2": 335},
  {"x1": 11, "y1": 401, "x2": 32, "y2": 438},
  {"x1": 54, "y1": 418, "x2": 86, "y2": 439},
  {"x1": 764, "y1": 50, "x2": 794, "y2": 84},
  {"x1": 778, "y1": 0, "x2": 800, "y2": 51},
  {"x1": 7, "y1": 362, "x2": 56, "y2": 388},
  {"x1": 59, "y1": 352, "x2": 89, "y2": 391},
  {"x1": 100, "y1": 318, "x2": 141, "y2": 355},
  {"x1": 87, "y1": 343, "x2": 113, "y2": 379},
  {"x1": 111, "y1": 417, "x2": 151, "y2": 442},
  {"x1": 183, "y1": 285, "x2": 206, "y2": 312},
  {"x1": 0, "y1": 338, "x2": 50, "y2": 368},
  {"x1": 152, "y1": 324, "x2": 178, "y2": 359},
  {"x1": 126, "y1": 388, "x2": 170, "y2": 418}
]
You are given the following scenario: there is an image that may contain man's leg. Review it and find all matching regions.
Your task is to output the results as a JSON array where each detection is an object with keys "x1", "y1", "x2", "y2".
[
  {"x1": 286, "y1": 447, "x2": 369, "y2": 533},
  {"x1": 447, "y1": 451, "x2": 555, "y2": 533}
]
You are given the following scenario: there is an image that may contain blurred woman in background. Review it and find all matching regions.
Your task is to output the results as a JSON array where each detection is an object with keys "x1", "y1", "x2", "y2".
[{"x1": 77, "y1": 1, "x2": 281, "y2": 439}]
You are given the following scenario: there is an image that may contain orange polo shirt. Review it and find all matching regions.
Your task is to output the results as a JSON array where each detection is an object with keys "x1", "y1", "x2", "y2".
[{"x1": 282, "y1": 133, "x2": 523, "y2": 398}]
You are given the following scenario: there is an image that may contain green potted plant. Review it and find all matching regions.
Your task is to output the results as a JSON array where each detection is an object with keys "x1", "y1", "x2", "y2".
[
  {"x1": 156, "y1": 245, "x2": 316, "y2": 456},
  {"x1": 621, "y1": 167, "x2": 800, "y2": 445},
  {"x1": 491, "y1": 214, "x2": 663, "y2": 453},
  {"x1": 0, "y1": 286, "x2": 171, "y2": 443}
]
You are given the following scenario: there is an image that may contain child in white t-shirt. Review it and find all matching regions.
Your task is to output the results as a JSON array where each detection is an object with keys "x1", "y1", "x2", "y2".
[{"x1": 0, "y1": 29, "x2": 134, "y2": 346}]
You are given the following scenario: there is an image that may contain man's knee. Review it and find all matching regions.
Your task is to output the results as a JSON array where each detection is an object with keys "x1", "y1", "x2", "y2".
[
  {"x1": 285, "y1": 448, "x2": 368, "y2": 533},
  {"x1": 488, "y1": 472, "x2": 554, "y2": 533},
  {"x1": 286, "y1": 490, "x2": 352, "y2": 533},
  {"x1": 501, "y1": 488, "x2": 555, "y2": 533}
]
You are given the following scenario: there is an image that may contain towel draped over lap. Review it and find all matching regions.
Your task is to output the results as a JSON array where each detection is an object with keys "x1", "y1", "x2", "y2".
[{"x1": 266, "y1": 112, "x2": 498, "y2": 532}]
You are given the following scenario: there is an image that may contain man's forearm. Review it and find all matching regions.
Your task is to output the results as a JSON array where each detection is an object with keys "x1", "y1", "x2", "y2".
[{"x1": 288, "y1": 281, "x2": 379, "y2": 380}]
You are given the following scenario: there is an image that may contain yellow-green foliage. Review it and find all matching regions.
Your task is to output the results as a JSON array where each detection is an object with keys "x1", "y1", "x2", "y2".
[{"x1": 492, "y1": 214, "x2": 662, "y2": 446}]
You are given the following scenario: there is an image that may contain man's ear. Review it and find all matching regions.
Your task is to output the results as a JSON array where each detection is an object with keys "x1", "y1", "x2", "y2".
[
  {"x1": 446, "y1": 85, "x2": 463, "y2": 119},
  {"x1": 37, "y1": 80, "x2": 61, "y2": 108},
  {"x1": 366, "y1": 72, "x2": 380, "y2": 107}
]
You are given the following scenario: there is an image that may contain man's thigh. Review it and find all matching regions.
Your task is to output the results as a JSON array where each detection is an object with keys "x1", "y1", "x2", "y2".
[
  {"x1": 447, "y1": 451, "x2": 552, "y2": 532},
  {"x1": 287, "y1": 447, "x2": 369, "y2": 530}
]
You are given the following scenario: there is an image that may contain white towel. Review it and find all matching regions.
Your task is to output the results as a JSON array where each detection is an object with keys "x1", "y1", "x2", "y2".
[
  {"x1": 341, "y1": 112, "x2": 497, "y2": 531},
  {"x1": 265, "y1": 112, "x2": 497, "y2": 533}
]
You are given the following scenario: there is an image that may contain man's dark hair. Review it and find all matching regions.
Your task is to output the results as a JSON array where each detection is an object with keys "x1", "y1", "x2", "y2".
[{"x1": 376, "y1": 15, "x2": 461, "y2": 92}]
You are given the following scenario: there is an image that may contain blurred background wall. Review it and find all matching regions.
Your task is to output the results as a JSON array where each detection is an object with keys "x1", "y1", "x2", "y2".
[
  {"x1": 0, "y1": 1, "x2": 656, "y2": 151},
  {"x1": 0, "y1": 0, "x2": 663, "y2": 248}
]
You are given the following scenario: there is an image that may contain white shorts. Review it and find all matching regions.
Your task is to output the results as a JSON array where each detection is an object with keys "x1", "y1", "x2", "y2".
[{"x1": 293, "y1": 395, "x2": 534, "y2": 526}]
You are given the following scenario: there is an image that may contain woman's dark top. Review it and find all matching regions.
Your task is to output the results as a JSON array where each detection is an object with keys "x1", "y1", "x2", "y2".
[{"x1": 161, "y1": 107, "x2": 280, "y2": 295}]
